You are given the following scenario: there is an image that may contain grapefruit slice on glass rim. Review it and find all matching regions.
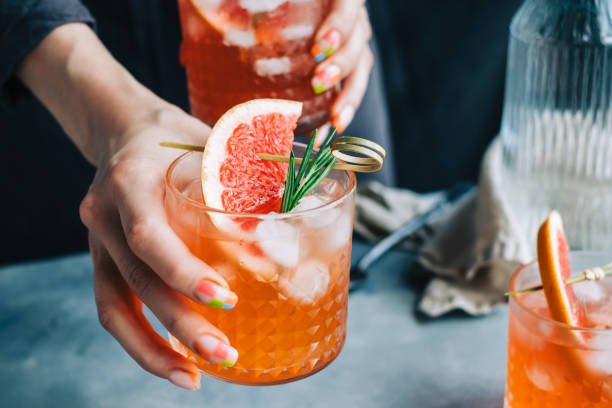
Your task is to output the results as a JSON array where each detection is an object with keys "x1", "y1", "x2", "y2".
[
  {"x1": 201, "y1": 98, "x2": 302, "y2": 283},
  {"x1": 536, "y1": 211, "x2": 592, "y2": 383},
  {"x1": 536, "y1": 210, "x2": 586, "y2": 328},
  {"x1": 201, "y1": 98, "x2": 301, "y2": 218}
]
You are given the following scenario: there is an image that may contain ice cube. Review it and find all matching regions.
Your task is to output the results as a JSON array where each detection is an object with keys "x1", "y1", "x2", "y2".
[
  {"x1": 520, "y1": 292, "x2": 549, "y2": 316},
  {"x1": 255, "y1": 219, "x2": 299, "y2": 268},
  {"x1": 239, "y1": 0, "x2": 286, "y2": 13},
  {"x1": 584, "y1": 350, "x2": 612, "y2": 376},
  {"x1": 328, "y1": 213, "x2": 352, "y2": 250},
  {"x1": 279, "y1": 260, "x2": 329, "y2": 304},
  {"x1": 224, "y1": 29, "x2": 256, "y2": 47},
  {"x1": 602, "y1": 376, "x2": 612, "y2": 402},
  {"x1": 589, "y1": 310, "x2": 612, "y2": 330},
  {"x1": 576, "y1": 281, "x2": 612, "y2": 328},
  {"x1": 217, "y1": 241, "x2": 278, "y2": 282},
  {"x1": 537, "y1": 321, "x2": 553, "y2": 339},
  {"x1": 254, "y1": 57, "x2": 291, "y2": 77},
  {"x1": 316, "y1": 178, "x2": 342, "y2": 201},
  {"x1": 209, "y1": 262, "x2": 238, "y2": 286},
  {"x1": 574, "y1": 281, "x2": 606, "y2": 304},
  {"x1": 525, "y1": 364, "x2": 555, "y2": 391},
  {"x1": 292, "y1": 195, "x2": 326, "y2": 212},
  {"x1": 280, "y1": 24, "x2": 315, "y2": 40},
  {"x1": 293, "y1": 195, "x2": 342, "y2": 229}
]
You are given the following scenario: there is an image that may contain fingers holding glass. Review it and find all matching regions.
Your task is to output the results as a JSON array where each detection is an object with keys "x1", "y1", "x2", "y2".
[
  {"x1": 80, "y1": 178, "x2": 240, "y2": 366},
  {"x1": 310, "y1": 0, "x2": 364, "y2": 62},
  {"x1": 311, "y1": 8, "x2": 370, "y2": 93},
  {"x1": 310, "y1": 6, "x2": 372, "y2": 134},
  {"x1": 331, "y1": 47, "x2": 374, "y2": 134},
  {"x1": 86, "y1": 205, "x2": 240, "y2": 369},
  {"x1": 311, "y1": 29, "x2": 342, "y2": 63},
  {"x1": 89, "y1": 234, "x2": 201, "y2": 390},
  {"x1": 100, "y1": 158, "x2": 238, "y2": 310}
]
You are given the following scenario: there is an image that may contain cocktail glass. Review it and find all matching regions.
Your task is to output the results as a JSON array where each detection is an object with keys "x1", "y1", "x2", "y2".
[
  {"x1": 177, "y1": 0, "x2": 337, "y2": 135},
  {"x1": 505, "y1": 251, "x2": 612, "y2": 406},
  {"x1": 164, "y1": 145, "x2": 355, "y2": 385}
]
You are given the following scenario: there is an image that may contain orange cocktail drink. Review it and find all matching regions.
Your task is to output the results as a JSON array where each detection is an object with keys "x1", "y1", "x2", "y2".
[
  {"x1": 177, "y1": 0, "x2": 337, "y2": 135},
  {"x1": 505, "y1": 252, "x2": 612, "y2": 407},
  {"x1": 164, "y1": 146, "x2": 355, "y2": 385}
]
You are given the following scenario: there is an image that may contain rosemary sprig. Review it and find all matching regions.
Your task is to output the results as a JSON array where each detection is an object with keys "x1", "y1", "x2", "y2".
[
  {"x1": 505, "y1": 261, "x2": 612, "y2": 296},
  {"x1": 280, "y1": 129, "x2": 337, "y2": 213}
]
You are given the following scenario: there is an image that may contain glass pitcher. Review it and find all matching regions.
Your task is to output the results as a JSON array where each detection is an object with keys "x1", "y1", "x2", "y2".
[{"x1": 499, "y1": 0, "x2": 612, "y2": 252}]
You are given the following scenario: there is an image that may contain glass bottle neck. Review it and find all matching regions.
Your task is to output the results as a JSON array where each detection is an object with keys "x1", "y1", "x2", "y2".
[{"x1": 513, "y1": 0, "x2": 612, "y2": 45}]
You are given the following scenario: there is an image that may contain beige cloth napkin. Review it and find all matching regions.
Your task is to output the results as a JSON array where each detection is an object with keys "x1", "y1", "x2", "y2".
[{"x1": 354, "y1": 138, "x2": 531, "y2": 316}]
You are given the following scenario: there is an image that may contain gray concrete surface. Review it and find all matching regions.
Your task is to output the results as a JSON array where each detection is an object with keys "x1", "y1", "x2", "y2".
[{"x1": 0, "y1": 241, "x2": 507, "y2": 407}]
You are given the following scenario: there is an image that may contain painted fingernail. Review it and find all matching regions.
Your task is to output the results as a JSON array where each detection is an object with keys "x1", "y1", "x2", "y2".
[
  {"x1": 311, "y1": 29, "x2": 341, "y2": 62},
  {"x1": 168, "y1": 369, "x2": 200, "y2": 390},
  {"x1": 312, "y1": 64, "x2": 341, "y2": 94},
  {"x1": 195, "y1": 335, "x2": 239, "y2": 367},
  {"x1": 314, "y1": 124, "x2": 331, "y2": 147},
  {"x1": 332, "y1": 105, "x2": 356, "y2": 134},
  {"x1": 196, "y1": 280, "x2": 238, "y2": 309}
]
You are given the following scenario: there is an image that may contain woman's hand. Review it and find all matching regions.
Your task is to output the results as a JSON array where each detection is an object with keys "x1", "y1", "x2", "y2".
[
  {"x1": 18, "y1": 23, "x2": 238, "y2": 390},
  {"x1": 310, "y1": 0, "x2": 373, "y2": 135},
  {"x1": 81, "y1": 108, "x2": 241, "y2": 391}
]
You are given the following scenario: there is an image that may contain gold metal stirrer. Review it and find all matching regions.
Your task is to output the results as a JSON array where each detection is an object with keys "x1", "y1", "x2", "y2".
[{"x1": 160, "y1": 136, "x2": 386, "y2": 173}]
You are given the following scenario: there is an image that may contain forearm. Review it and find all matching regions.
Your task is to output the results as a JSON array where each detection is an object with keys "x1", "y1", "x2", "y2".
[{"x1": 17, "y1": 23, "x2": 169, "y2": 166}]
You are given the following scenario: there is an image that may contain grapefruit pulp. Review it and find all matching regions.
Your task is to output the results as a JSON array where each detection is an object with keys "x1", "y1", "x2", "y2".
[{"x1": 201, "y1": 98, "x2": 302, "y2": 216}]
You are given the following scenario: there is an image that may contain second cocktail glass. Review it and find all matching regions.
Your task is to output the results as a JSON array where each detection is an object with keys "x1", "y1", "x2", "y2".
[{"x1": 177, "y1": 0, "x2": 337, "y2": 135}]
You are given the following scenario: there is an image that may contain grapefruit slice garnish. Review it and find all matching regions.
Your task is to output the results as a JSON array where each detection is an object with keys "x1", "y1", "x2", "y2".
[
  {"x1": 201, "y1": 98, "x2": 302, "y2": 282},
  {"x1": 536, "y1": 210, "x2": 586, "y2": 327},
  {"x1": 536, "y1": 211, "x2": 594, "y2": 385},
  {"x1": 201, "y1": 98, "x2": 301, "y2": 217}
]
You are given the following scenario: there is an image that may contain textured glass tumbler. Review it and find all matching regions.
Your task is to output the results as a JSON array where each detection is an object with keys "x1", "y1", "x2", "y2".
[
  {"x1": 164, "y1": 149, "x2": 355, "y2": 385},
  {"x1": 499, "y1": 0, "x2": 612, "y2": 252}
]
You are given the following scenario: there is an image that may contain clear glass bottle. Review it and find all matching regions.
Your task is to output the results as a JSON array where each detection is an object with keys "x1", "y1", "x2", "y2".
[{"x1": 499, "y1": 0, "x2": 612, "y2": 251}]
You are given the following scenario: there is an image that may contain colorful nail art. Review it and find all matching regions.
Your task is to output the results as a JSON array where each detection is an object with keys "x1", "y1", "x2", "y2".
[
  {"x1": 196, "y1": 280, "x2": 238, "y2": 309},
  {"x1": 195, "y1": 335, "x2": 239, "y2": 367},
  {"x1": 332, "y1": 105, "x2": 356, "y2": 134},
  {"x1": 311, "y1": 29, "x2": 341, "y2": 62},
  {"x1": 168, "y1": 369, "x2": 200, "y2": 390},
  {"x1": 311, "y1": 64, "x2": 341, "y2": 94}
]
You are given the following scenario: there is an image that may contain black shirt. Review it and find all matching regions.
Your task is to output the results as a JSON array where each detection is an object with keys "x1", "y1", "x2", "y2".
[
  {"x1": 0, "y1": 0, "x2": 95, "y2": 105},
  {"x1": 0, "y1": 0, "x2": 97, "y2": 265},
  {"x1": 369, "y1": 0, "x2": 523, "y2": 190}
]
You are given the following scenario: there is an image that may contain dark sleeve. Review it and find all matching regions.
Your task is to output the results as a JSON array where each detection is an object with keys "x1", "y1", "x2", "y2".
[{"x1": 0, "y1": 0, "x2": 95, "y2": 107}]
